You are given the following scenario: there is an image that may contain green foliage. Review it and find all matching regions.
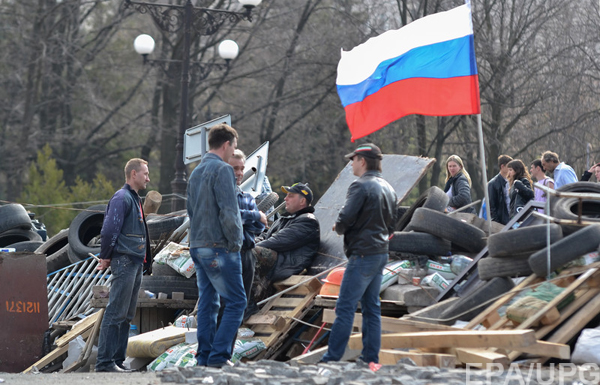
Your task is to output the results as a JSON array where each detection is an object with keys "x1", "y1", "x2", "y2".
[{"x1": 19, "y1": 145, "x2": 115, "y2": 236}]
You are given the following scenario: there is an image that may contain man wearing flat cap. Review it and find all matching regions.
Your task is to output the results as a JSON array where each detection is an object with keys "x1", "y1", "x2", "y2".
[
  {"x1": 322, "y1": 143, "x2": 397, "y2": 365},
  {"x1": 249, "y1": 182, "x2": 320, "y2": 309}
]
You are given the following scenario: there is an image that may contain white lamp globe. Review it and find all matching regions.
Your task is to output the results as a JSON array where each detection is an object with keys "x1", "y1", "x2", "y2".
[
  {"x1": 239, "y1": 0, "x2": 262, "y2": 7},
  {"x1": 134, "y1": 34, "x2": 155, "y2": 55},
  {"x1": 218, "y1": 40, "x2": 239, "y2": 61}
]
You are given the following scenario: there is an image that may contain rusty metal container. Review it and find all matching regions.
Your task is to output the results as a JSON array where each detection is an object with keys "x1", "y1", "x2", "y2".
[{"x1": 0, "y1": 252, "x2": 48, "y2": 372}]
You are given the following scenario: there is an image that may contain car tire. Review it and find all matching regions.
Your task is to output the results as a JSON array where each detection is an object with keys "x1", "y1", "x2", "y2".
[
  {"x1": 528, "y1": 224, "x2": 600, "y2": 277},
  {"x1": 256, "y1": 192, "x2": 279, "y2": 213},
  {"x1": 552, "y1": 197, "x2": 600, "y2": 235},
  {"x1": 487, "y1": 224, "x2": 563, "y2": 258},
  {"x1": 408, "y1": 208, "x2": 487, "y2": 252},
  {"x1": 396, "y1": 187, "x2": 449, "y2": 231},
  {"x1": 478, "y1": 254, "x2": 533, "y2": 281},
  {"x1": 46, "y1": 244, "x2": 71, "y2": 274},
  {"x1": 35, "y1": 229, "x2": 69, "y2": 256},
  {"x1": 0, "y1": 204, "x2": 32, "y2": 234},
  {"x1": 439, "y1": 277, "x2": 515, "y2": 324},
  {"x1": 389, "y1": 231, "x2": 451, "y2": 256},
  {"x1": 147, "y1": 213, "x2": 187, "y2": 241},
  {"x1": 140, "y1": 275, "x2": 198, "y2": 300},
  {"x1": 151, "y1": 262, "x2": 181, "y2": 277},
  {"x1": 0, "y1": 228, "x2": 43, "y2": 247},
  {"x1": 5, "y1": 240, "x2": 44, "y2": 252},
  {"x1": 68, "y1": 205, "x2": 106, "y2": 260}
]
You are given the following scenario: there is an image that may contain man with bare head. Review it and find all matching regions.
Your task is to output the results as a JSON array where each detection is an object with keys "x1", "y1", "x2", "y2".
[
  {"x1": 96, "y1": 158, "x2": 151, "y2": 373},
  {"x1": 541, "y1": 151, "x2": 577, "y2": 189},
  {"x1": 187, "y1": 123, "x2": 245, "y2": 368}
]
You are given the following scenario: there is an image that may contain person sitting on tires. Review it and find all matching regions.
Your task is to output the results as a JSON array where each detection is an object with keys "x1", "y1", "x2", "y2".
[
  {"x1": 443, "y1": 155, "x2": 475, "y2": 214},
  {"x1": 251, "y1": 182, "x2": 320, "y2": 304}
]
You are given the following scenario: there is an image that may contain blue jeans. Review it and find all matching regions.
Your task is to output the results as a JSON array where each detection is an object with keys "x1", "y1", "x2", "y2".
[
  {"x1": 322, "y1": 253, "x2": 388, "y2": 363},
  {"x1": 96, "y1": 255, "x2": 143, "y2": 370},
  {"x1": 191, "y1": 247, "x2": 246, "y2": 366}
]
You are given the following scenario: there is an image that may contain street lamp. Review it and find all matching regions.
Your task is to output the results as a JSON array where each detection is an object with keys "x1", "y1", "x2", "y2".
[{"x1": 126, "y1": 0, "x2": 261, "y2": 211}]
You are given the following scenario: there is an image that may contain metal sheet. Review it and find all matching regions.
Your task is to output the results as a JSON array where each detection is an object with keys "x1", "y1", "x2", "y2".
[
  {"x1": 309, "y1": 155, "x2": 435, "y2": 273},
  {"x1": 0, "y1": 252, "x2": 48, "y2": 373}
]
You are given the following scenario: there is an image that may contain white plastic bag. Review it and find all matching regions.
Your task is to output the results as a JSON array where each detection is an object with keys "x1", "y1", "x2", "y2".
[{"x1": 572, "y1": 327, "x2": 600, "y2": 364}]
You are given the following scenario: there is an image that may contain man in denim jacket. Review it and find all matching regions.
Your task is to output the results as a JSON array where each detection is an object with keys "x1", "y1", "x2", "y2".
[
  {"x1": 187, "y1": 123, "x2": 245, "y2": 368},
  {"x1": 95, "y1": 158, "x2": 151, "y2": 372}
]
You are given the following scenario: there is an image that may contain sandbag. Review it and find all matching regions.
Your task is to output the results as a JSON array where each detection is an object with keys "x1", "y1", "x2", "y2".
[{"x1": 126, "y1": 326, "x2": 188, "y2": 358}]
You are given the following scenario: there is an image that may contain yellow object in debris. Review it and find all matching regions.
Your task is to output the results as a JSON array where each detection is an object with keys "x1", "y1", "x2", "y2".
[{"x1": 126, "y1": 326, "x2": 191, "y2": 358}]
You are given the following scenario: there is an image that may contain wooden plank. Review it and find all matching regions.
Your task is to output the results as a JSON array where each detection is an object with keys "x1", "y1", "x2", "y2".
[
  {"x1": 55, "y1": 312, "x2": 100, "y2": 347},
  {"x1": 435, "y1": 353, "x2": 457, "y2": 369},
  {"x1": 349, "y1": 330, "x2": 537, "y2": 350},
  {"x1": 525, "y1": 290, "x2": 600, "y2": 364},
  {"x1": 379, "y1": 349, "x2": 436, "y2": 366},
  {"x1": 245, "y1": 314, "x2": 286, "y2": 331},
  {"x1": 91, "y1": 297, "x2": 196, "y2": 309},
  {"x1": 22, "y1": 344, "x2": 70, "y2": 373},
  {"x1": 322, "y1": 309, "x2": 460, "y2": 333},
  {"x1": 498, "y1": 341, "x2": 569, "y2": 360},
  {"x1": 270, "y1": 297, "x2": 307, "y2": 308},
  {"x1": 273, "y1": 275, "x2": 321, "y2": 293},
  {"x1": 466, "y1": 274, "x2": 540, "y2": 329},
  {"x1": 454, "y1": 348, "x2": 509, "y2": 369},
  {"x1": 61, "y1": 309, "x2": 105, "y2": 373}
]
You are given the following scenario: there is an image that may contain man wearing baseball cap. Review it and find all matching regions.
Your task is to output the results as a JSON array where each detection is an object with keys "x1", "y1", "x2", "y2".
[
  {"x1": 249, "y1": 182, "x2": 320, "y2": 310},
  {"x1": 321, "y1": 143, "x2": 397, "y2": 365}
]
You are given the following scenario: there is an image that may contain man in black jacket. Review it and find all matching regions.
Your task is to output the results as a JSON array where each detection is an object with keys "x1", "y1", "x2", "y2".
[
  {"x1": 321, "y1": 143, "x2": 397, "y2": 364},
  {"x1": 251, "y1": 183, "x2": 320, "y2": 303},
  {"x1": 487, "y1": 154, "x2": 512, "y2": 225}
]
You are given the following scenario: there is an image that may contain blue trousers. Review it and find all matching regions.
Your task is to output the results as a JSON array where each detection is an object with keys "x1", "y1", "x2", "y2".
[
  {"x1": 322, "y1": 253, "x2": 388, "y2": 363},
  {"x1": 191, "y1": 247, "x2": 246, "y2": 366},
  {"x1": 96, "y1": 255, "x2": 143, "y2": 370}
]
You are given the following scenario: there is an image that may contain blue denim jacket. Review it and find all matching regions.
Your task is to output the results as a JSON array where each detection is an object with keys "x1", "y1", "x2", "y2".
[
  {"x1": 187, "y1": 152, "x2": 243, "y2": 251},
  {"x1": 100, "y1": 184, "x2": 150, "y2": 263}
]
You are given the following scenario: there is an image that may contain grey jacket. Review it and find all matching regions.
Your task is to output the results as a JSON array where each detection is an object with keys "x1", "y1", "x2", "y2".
[{"x1": 187, "y1": 152, "x2": 243, "y2": 251}]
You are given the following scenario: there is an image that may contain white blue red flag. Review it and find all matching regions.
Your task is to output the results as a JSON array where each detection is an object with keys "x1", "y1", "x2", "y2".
[{"x1": 337, "y1": 3, "x2": 481, "y2": 141}]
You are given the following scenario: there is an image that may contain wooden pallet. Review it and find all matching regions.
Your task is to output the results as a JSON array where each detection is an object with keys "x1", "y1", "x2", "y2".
[
  {"x1": 244, "y1": 275, "x2": 322, "y2": 359},
  {"x1": 459, "y1": 262, "x2": 600, "y2": 367}
]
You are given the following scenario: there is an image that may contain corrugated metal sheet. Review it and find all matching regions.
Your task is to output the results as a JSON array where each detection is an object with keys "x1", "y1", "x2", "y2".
[{"x1": 310, "y1": 155, "x2": 435, "y2": 272}]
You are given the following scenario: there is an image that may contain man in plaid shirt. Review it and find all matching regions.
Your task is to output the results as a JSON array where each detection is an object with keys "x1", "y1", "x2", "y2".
[{"x1": 228, "y1": 150, "x2": 267, "y2": 318}]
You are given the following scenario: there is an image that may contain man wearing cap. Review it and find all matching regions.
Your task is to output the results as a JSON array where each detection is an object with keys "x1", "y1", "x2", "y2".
[
  {"x1": 250, "y1": 182, "x2": 320, "y2": 304},
  {"x1": 321, "y1": 143, "x2": 397, "y2": 365}
]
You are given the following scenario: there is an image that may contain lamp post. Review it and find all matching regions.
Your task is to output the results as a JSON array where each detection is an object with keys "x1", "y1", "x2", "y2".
[{"x1": 126, "y1": 0, "x2": 261, "y2": 211}]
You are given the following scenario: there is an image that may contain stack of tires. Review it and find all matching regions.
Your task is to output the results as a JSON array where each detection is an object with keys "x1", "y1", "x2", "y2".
[
  {"x1": 391, "y1": 186, "x2": 487, "y2": 258},
  {"x1": 37, "y1": 204, "x2": 106, "y2": 274},
  {"x1": 0, "y1": 204, "x2": 43, "y2": 252},
  {"x1": 144, "y1": 210, "x2": 197, "y2": 300}
]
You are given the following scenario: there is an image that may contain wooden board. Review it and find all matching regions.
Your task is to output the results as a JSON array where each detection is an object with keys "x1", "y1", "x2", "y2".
[
  {"x1": 454, "y1": 348, "x2": 510, "y2": 368},
  {"x1": 323, "y1": 309, "x2": 460, "y2": 333},
  {"x1": 55, "y1": 312, "x2": 100, "y2": 347},
  {"x1": 91, "y1": 297, "x2": 196, "y2": 309},
  {"x1": 349, "y1": 330, "x2": 537, "y2": 350},
  {"x1": 249, "y1": 277, "x2": 320, "y2": 359}
]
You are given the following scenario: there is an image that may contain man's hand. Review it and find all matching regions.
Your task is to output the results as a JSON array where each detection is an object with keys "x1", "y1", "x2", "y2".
[
  {"x1": 96, "y1": 258, "x2": 111, "y2": 270},
  {"x1": 259, "y1": 211, "x2": 268, "y2": 226},
  {"x1": 588, "y1": 162, "x2": 600, "y2": 173}
]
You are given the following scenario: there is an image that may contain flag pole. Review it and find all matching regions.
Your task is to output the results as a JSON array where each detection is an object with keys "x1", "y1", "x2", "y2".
[{"x1": 476, "y1": 113, "x2": 492, "y2": 234}]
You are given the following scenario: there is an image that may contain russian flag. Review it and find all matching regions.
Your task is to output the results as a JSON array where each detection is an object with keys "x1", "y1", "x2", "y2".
[{"x1": 337, "y1": 3, "x2": 481, "y2": 141}]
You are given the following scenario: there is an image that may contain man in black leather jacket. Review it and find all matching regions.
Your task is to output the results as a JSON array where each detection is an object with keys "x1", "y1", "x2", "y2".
[
  {"x1": 250, "y1": 183, "x2": 320, "y2": 304},
  {"x1": 487, "y1": 154, "x2": 512, "y2": 225},
  {"x1": 322, "y1": 143, "x2": 397, "y2": 364}
]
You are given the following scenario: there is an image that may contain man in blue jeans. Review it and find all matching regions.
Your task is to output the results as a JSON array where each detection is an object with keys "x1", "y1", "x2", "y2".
[
  {"x1": 187, "y1": 123, "x2": 245, "y2": 368},
  {"x1": 95, "y1": 158, "x2": 151, "y2": 372},
  {"x1": 321, "y1": 143, "x2": 397, "y2": 364}
]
